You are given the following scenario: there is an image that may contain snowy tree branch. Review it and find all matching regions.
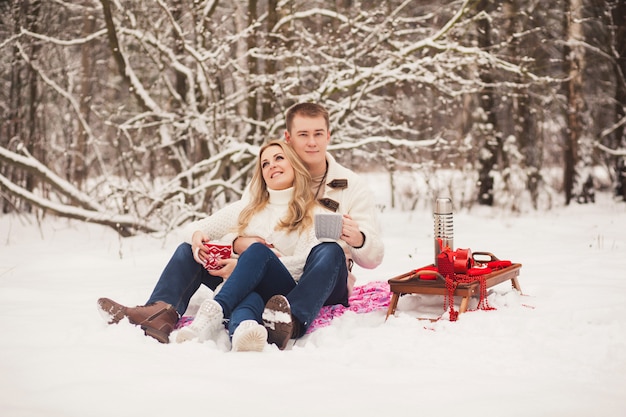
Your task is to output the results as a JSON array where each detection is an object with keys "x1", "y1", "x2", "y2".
[
  {"x1": 0, "y1": 144, "x2": 105, "y2": 212},
  {"x1": 0, "y1": 172, "x2": 157, "y2": 236}
]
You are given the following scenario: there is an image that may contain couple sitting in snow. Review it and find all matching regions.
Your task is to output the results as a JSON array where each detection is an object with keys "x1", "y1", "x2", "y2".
[{"x1": 98, "y1": 102, "x2": 384, "y2": 351}]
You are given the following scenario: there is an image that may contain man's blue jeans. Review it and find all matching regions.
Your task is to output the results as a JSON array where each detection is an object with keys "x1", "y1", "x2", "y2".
[
  {"x1": 146, "y1": 243, "x2": 223, "y2": 315},
  {"x1": 147, "y1": 241, "x2": 348, "y2": 337}
]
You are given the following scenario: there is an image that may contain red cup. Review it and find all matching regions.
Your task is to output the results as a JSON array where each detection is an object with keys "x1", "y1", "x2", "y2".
[{"x1": 203, "y1": 242, "x2": 231, "y2": 270}]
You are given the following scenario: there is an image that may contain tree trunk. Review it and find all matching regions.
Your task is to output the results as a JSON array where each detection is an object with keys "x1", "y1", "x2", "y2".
[
  {"x1": 2, "y1": 3, "x2": 22, "y2": 213},
  {"x1": 75, "y1": 11, "x2": 95, "y2": 189},
  {"x1": 476, "y1": 0, "x2": 499, "y2": 206},
  {"x1": 563, "y1": 0, "x2": 586, "y2": 205},
  {"x1": 263, "y1": 0, "x2": 279, "y2": 125},
  {"x1": 612, "y1": 0, "x2": 626, "y2": 200},
  {"x1": 246, "y1": 0, "x2": 259, "y2": 143},
  {"x1": 5, "y1": 0, "x2": 43, "y2": 212},
  {"x1": 505, "y1": 0, "x2": 542, "y2": 209}
]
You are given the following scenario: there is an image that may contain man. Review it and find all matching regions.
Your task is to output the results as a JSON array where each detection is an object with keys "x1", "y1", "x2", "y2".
[{"x1": 234, "y1": 102, "x2": 384, "y2": 349}]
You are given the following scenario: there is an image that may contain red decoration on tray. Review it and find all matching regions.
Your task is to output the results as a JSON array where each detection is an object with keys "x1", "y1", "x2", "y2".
[
  {"x1": 487, "y1": 260, "x2": 511, "y2": 269},
  {"x1": 453, "y1": 248, "x2": 472, "y2": 273},
  {"x1": 433, "y1": 248, "x2": 510, "y2": 321},
  {"x1": 437, "y1": 250, "x2": 455, "y2": 278},
  {"x1": 413, "y1": 265, "x2": 438, "y2": 280},
  {"x1": 467, "y1": 266, "x2": 492, "y2": 276}
]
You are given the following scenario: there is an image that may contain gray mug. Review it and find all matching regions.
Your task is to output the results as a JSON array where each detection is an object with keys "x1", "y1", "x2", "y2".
[{"x1": 314, "y1": 213, "x2": 343, "y2": 242}]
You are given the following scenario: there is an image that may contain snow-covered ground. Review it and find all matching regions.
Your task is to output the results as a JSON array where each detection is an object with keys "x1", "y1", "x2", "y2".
[{"x1": 1, "y1": 181, "x2": 625, "y2": 416}]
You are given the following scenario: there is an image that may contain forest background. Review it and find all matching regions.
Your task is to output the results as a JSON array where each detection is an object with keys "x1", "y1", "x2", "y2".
[{"x1": 1, "y1": 0, "x2": 626, "y2": 237}]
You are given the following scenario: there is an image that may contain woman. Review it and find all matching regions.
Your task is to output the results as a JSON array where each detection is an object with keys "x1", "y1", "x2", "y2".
[{"x1": 98, "y1": 140, "x2": 322, "y2": 351}]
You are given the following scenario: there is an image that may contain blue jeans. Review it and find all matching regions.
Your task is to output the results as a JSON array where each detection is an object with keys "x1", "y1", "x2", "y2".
[
  {"x1": 148, "y1": 241, "x2": 348, "y2": 338},
  {"x1": 214, "y1": 242, "x2": 349, "y2": 337}
]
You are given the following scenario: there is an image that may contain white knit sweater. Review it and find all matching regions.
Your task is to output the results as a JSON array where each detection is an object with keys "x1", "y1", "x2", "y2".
[{"x1": 183, "y1": 187, "x2": 319, "y2": 281}]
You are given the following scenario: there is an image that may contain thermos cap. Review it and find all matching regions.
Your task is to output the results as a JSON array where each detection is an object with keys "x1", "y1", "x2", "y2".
[{"x1": 434, "y1": 197, "x2": 453, "y2": 214}]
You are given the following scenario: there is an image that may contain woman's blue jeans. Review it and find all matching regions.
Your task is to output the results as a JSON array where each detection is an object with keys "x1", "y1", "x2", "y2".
[
  {"x1": 215, "y1": 242, "x2": 349, "y2": 337},
  {"x1": 147, "y1": 241, "x2": 348, "y2": 338}
]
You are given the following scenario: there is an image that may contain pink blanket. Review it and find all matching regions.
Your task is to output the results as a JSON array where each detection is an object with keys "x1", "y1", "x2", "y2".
[
  {"x1": 176, "y1": 281, "x2": 391, "y2": 334},
  {"x1": 307, "y1": 280, "x2": 390, "y2": 333}
]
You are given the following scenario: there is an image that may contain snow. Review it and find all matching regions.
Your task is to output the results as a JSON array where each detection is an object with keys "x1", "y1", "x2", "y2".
[{"x1": 1, "y1": 175, "x2": 625, "y2": 417}]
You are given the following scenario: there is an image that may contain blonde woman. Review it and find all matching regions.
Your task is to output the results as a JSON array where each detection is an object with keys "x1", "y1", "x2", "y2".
[{"x1": 98, "y1": 140, "x2": 328, "y2": 351}]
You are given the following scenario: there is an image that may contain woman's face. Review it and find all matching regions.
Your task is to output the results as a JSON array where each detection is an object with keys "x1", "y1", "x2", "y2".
[{"x1": 260, "y1": 145, "x2": 295, "y2": 191}]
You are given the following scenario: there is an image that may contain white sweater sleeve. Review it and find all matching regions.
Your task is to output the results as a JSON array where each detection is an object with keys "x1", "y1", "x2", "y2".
[
  {"x1": 181, "y1": 199, "x2": 247, "y2": 244},
  {"x1": 343, "y1": 174, "x2": 384, "y2": 269}
]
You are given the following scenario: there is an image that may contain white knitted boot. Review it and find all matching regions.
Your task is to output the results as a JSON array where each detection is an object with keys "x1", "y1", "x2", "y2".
[
  {"x1": 175, "y1": 299, "x2": 223, "y2": 343},
  {"x1": 231, "y1": 320, "x2": 268, "y2": 352}
]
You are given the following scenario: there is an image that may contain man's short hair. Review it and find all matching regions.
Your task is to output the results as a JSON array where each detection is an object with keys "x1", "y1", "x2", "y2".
[{"x1": 285, "y1": 103, "x2": 330, "y2": 133}]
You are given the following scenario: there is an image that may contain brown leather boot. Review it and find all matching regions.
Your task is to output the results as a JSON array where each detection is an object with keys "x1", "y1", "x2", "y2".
[
  {"x1": 97, "y1": 298, "x2": 179, "y2": 344},
  {"x1": 262, "y1": 295, "x2": 303, "y2": 350},
  {"x1": 97, "y1": 297, "x2": 128, "y2": 325}
]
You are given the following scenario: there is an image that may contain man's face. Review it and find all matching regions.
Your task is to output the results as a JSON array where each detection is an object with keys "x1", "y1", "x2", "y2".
[{"x1": 285, "y1": 115, "x2": 330, "y2": 171}]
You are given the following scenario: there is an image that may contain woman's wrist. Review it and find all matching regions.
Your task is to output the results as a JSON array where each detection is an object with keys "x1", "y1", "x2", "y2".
[{"x1": 232, "y1": 236, "x2": 240, "y2": 254}]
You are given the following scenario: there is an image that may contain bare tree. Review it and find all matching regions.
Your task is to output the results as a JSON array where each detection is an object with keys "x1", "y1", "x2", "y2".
[
  {"x1": 608, "y1": 0, "x2": 626, "y2": 200},
  {"x1": 0, "y1": 0, "x2": 561, "y2": 235},
  {"x1": 563, "y1": 0, "x2": 587, "y2": 204},
  {"x1": 1, "y1": 0, "x2": 43, "y2": 213},
  {"x1": 475, "y1": 0, "x2": 499, "y2": 206}
]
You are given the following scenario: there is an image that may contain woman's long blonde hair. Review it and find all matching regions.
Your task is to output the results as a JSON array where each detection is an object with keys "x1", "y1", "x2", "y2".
[{"x1": 237, "y1": 140, "x2": 316, "y2": 235}]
